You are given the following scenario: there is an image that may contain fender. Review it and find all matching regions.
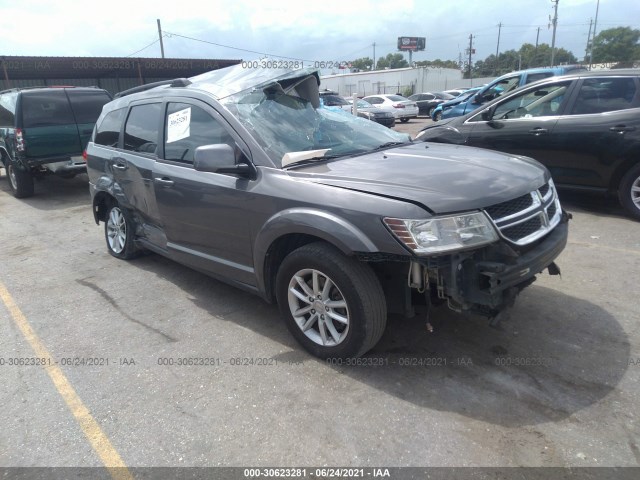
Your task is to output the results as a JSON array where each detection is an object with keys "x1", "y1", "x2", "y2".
[{"x1": 253, "y1": 208, "x2": 379, "y2": 296}]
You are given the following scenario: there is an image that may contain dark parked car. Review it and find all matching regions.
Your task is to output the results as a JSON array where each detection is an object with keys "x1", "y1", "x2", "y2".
[
  {"x1": 442, "y1": 65, "x2": 587, "y2": 120},
  {"x1": 86, "y1": 64, "x2": 569, "y2": 359},
  {"x1": 408, "y1": 92, "x2": 455, "y2": 116},
  {"x1": 0, "y1": 86, "x2": 112, "y2": 197},
  {"x1": 416, "y1": 70, "x2": 640, "y2": 219}
]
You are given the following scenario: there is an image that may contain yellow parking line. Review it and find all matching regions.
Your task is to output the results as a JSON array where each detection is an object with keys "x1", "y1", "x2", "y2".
[{"x1": 0, "y1": 281, "x2": 133, "y2": 480}]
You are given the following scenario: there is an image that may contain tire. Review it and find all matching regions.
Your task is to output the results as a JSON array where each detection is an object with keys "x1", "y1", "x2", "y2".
[
  {"x1": 433, "y1": 111, "x2": 442, "y2": 122},
  {"x1": 400, "y1": 118, "x2": 409, "y2": 123},
  {"x1": 618, "y1": 164, "x2": 640, "y2": 220},
  {"x1": 427, "y1": 107, "x2": 435, "y2": 118},
  {"x1": 276, "y1": 242, "x2": 387, "y2": 359},
  {"x1": 6, "y1": 159, "x2": 34, "y2": 198},
  {"x1": 104, "y1": 202, "x2": 140, "y2": 259}
]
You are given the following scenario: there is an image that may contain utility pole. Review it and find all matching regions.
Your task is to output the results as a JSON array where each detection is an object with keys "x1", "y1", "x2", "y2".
[
  {"x1": 589, "y1": 0, "x2": 600, "y2": 69},
  {"x1": 157, "y1": 19, "x2": 165, "y2": 58},
  {"x1": 495, "y1": 22, "x2": 502, "y2": 75},
  {"x1": 373, "y1": 42, "x2": 376, "y2": 70},
  {"x1": 534, "y1": 27, "x2": 540, "y2": 66},
  {"x1": 550, "y1": 0, "x2": 559, "y2": 66},
  {"x1": 585, "y1": 18, "x2": 593, "y2": 65},
  {"x1": 468, "y1": 34, "x2": 473, "y2": 86}
]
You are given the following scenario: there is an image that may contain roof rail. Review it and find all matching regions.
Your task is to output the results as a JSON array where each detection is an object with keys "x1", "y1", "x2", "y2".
[
  {"x1": 114, "y1": 78, "x2": 192, "y2": 99},
  {"x1": 0, "y1": 85, "x2": 105, "y2": 94}
]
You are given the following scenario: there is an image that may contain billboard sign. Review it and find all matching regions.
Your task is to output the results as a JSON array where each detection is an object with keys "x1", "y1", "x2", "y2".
[{"x1": 397, "y1": 37, "x2": 426, "y2": 51}]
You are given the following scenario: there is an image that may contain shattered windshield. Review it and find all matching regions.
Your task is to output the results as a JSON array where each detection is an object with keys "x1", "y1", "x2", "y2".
[{"x1": 224, "y1": 90, "x2": 409, "y2": 168}]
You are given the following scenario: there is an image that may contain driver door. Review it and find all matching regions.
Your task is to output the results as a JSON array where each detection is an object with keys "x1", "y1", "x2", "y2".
[
  {"x1": 464, "y1": 80, "x2": 576, "y2": 165},
  {"x1": 153, "y1": 99, "x2": 256, "y2": 286}
]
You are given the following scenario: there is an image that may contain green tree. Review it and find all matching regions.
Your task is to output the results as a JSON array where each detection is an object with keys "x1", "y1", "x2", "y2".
[
  {"x1": 591, "y1": 27, "x2": 640, "y2": 64},
  {"x1": 376, "y1": 53, "x2": 409, "y2": 70},
  {"x1": 350, "y1": 57, "x2": 374, "y2": 71},
  {"x1": 414, "y1": 59, "x2": 460, "y2": 69}
]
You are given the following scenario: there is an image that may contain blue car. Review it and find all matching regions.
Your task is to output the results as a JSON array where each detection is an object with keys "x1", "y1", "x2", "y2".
[
  {"x1": 436, "y1": 65, "x2": 587, "y2": 120},
  {"x1": 431, "y1": 87, "x2": 482, "y2": 121}
]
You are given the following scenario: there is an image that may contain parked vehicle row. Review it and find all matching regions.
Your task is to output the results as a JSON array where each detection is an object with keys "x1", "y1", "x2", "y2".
[
  {"x1": 319, "y1": 93, "x2": 395, "y2": 127},
  {"x1": 0, "y1": 86, "x2": 112, "y2": 197},
  {"x1": 408, "y1": 91, "x2": 455, "y2": 116},
  {"x1": 85, "y1": 63, "x2": 569, "y2": 359},
  {"x1": 417, "y1": 70, "x2": 640, "y2": 219}
]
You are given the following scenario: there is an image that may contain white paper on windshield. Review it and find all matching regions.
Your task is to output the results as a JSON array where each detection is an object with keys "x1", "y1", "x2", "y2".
[
  {"x1": 166, "y1": 107, "x2": 191, "y2": 143},
  {"x1": 281, "y1": 149, "x2": 330, "y2": 167}
]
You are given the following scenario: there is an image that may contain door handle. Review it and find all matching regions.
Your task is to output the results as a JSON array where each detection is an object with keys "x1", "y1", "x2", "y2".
[
  {"x1": 529, "y1": 128, "x2": 548, "y2": 136},
  {"x1": 609, "y1": 125, "x2": 636, "y2": 134},
  {"x1": 154, "y1": 177, "x2": 175, "y2": 187},
  {"x1": 112, "y1": 163, "x2": 128, "y2": 170}
]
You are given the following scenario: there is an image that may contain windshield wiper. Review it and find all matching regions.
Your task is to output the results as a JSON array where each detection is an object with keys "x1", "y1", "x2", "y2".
[
  {"x1": 283, "y1": 154, "x2": 343, "y2": 169},
  {"x1": 371, "y1": 141, "x2": 412, "y2": 152}
]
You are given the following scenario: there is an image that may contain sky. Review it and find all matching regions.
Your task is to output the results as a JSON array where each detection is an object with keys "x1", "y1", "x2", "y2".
[{"x1": 0, "y1": 0, "x2": 638, "y2": 67}]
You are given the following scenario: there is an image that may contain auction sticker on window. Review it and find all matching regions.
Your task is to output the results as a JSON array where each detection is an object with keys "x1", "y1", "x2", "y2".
[{"x1": 167, "y1": 107, "x2": 191, "y2": 143}]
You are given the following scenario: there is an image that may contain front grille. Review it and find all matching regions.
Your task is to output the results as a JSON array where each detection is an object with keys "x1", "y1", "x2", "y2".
[
  {"x1": 485, "y1": 193, "x2": 533, "y2": 219},
  {"x1": 484, "y1": 181, "x2": 560, "y2": 246}
]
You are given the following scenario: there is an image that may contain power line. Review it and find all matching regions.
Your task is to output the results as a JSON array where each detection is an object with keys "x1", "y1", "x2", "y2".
[{"x1": 125, "y1": 38, "x2": 162, "y2": 57}]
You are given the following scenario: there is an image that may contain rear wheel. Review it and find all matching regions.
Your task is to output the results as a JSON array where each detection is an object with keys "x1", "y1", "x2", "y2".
[
  {"x1": 6, "y1": 159, "x2": 34, "y2": 198},
  {"x1": 427, "y1": 107, "x2": 435, "y2": 118},
  {"x1": 619, "y1": 164, "x2": 640, "y2": 220},
  {"x1": 400, "y1": 118, "x2": 409, "y2": 123},
  {"x1": 276, "y1": 243, "x2": 387, "y2": 359},
  {"x1": 434, "y1": 111, "x2": 442, "y2": 122},
  {"x1": 104, "y1": 202, "x2": 141, "y2": 259}
]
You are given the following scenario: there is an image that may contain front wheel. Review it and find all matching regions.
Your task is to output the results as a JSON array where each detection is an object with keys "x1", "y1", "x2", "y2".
[
  {"x1": 276, "y1": 243, "x2": 387, "y2": 359},
  {"x1": 619, "y1": 164, "x2": 640, "y2": 220},
  {"x1": 104, "y1": 202, "x2": 140, "y2": 259},
  {"x1": 6, "y1": 160, "x2": 34, "y2": 198}
]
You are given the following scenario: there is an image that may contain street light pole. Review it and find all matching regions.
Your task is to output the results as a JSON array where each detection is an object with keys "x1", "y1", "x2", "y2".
[{"x1": 589, "y1": 0, "x2": 601, "y2": 69}]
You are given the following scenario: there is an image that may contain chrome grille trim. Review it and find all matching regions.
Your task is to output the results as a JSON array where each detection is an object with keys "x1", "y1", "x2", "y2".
[{"x1": 484, "y1": 180, "x2": 562, "y2": 246}]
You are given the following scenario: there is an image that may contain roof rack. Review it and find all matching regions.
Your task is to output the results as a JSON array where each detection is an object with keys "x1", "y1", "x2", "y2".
[
  {"x1": 114, "y1": 78, "x2": 192, "y2": 99},
  {"x1": 0, "y1": 85, "x2": 104, "y2": 94}
]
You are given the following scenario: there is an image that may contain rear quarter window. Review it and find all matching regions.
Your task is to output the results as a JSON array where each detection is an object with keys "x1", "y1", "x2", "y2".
[
  {"x1": 124, "y1": 103, "x2": 162, "y2": 154},
  {"x1": 94, "y1": 108, "x2": 126, "y2": 147},
  {"x1": 21, "y1": 90, "x2": 75, "y2": 128},
  {"x1": 67, "y1": 90, "x2": 112, "y2": 124}
]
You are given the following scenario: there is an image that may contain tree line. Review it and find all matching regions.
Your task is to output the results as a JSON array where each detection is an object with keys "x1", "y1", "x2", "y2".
[{"x1": 344, "y1": 27, "x2": 639, "y2": 76}]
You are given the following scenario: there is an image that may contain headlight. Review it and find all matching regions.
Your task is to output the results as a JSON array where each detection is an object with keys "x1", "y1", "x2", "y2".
[{"x1": 384, "y1": 212, "x2": 498, "y2": 255}]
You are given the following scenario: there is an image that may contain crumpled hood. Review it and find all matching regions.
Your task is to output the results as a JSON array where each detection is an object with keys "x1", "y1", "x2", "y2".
[{"x1": 289, "y1": 143, "x2": 548, "y2": 214}]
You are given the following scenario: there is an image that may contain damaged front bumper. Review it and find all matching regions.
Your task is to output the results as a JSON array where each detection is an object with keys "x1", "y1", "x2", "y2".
[{"x1": 417, "y1": 212, "x2": 569, "y2": 316}]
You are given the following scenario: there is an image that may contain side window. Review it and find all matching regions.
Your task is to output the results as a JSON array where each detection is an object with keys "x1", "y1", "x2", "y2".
[
  {"x1": 368, "y1": 97, "x2": 382, "y2": 104},
  {"x1": 0, "y1": 92, "x2": 17, "y2": 126},
  {"x1": 67, "y1": 90, "x2": 112, "y2": 124},
  {"x1": 124, "y1": 103, "x2": 161, "y2": 154},
  {"x1": 486, "y1": 81, "x2": 571, "y2": 121},
  {"x1": 164, "y1": 102, "x2": 235, "y2": 164},
  {"x1": 424, "y1": 94, "x2": 435, "y2": 100},
  {"x1": 94, "y1": 108, "x2": 126, "y2": 147},
  {"x1": 571, "y1": 78, "x2": 637, "y2": 115},
  {"x1": 525, "y1": 72, "x2": 554, "y2": 85},
  {"x1": 21, "y1": 90, "x2": 75, "y2": 127}
]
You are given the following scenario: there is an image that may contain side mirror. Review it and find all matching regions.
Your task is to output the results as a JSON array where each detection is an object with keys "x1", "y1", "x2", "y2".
[
  {"x1": 473, "y1": 93, "x2": 484, "y2": 104},
  {"x1": 481, "y1": 107, "x2": 494, "y2": 121},
  {"x1": 194, "y1": 144, "x2": 256, "y2": 179}
]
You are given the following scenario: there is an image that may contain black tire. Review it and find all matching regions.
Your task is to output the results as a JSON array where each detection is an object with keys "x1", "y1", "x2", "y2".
[
  {"x1": 618, "y1": 164, "x2": 640, "y2": 220},
  {"x1": 427, "y1": 107, "x2": 435, "y2": 118},
  {"x1": 104, "y1": 202, "x2": 141, "y2": 259},
  {"x1": 400, "y1": 118, "x2": 409, "y2": 123},
  {"x1": 434, "y1": 111, "x2": 442, "y2": 122},
  {"x1": 5, "y1": 159, "x2": 34, "y2": 198},
  {"x1": 275, "y1": 242, "x2": 387, "y2": 359}
]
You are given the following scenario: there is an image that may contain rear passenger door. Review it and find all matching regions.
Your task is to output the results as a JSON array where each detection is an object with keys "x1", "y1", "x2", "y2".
[
  {"x1": 549, "y1": 76, "x2": 640, "y2": 189},
  {"x1": 153, "y1": 99, "x2": 256, "y2": 286}
]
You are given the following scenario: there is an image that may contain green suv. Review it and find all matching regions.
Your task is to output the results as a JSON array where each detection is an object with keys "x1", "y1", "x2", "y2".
[{"x1": 0, "y1": 86, "x2": 112, "y2": 197}]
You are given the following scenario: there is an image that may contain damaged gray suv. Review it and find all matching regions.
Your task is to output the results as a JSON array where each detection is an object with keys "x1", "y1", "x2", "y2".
[{"x1": 86, "y1": 63, "x2": 569, "y2": 359}]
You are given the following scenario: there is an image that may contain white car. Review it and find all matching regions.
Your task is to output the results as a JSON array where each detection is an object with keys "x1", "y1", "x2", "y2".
[{"x1": 362, "y1": 94, "x2": 419, "y2": 123}]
